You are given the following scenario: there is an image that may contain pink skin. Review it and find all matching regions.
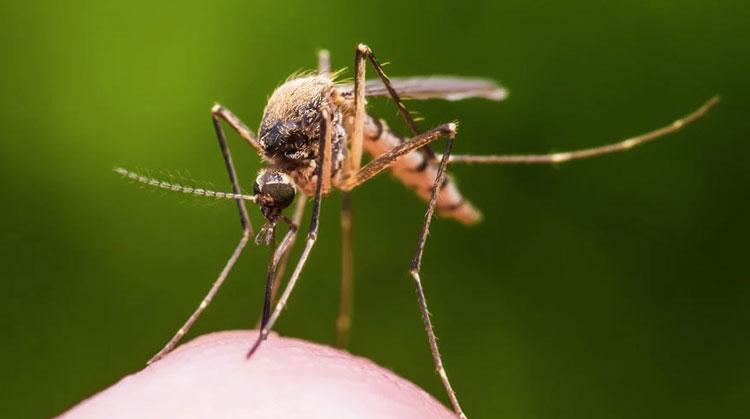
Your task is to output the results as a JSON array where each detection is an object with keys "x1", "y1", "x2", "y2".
[{"x1": 59, "y1": 331, "x2": 455, "y2": 419}]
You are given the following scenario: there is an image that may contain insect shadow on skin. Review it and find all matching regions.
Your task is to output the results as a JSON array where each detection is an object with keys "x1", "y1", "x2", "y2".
[{"x1": 116, "y1": 44, "x2": 719, "y2": 419}]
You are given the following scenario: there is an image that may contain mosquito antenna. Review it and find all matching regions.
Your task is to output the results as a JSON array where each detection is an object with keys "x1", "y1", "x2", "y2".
[
  {"x1": 168, "y1": 168, "x2": 223, "y2": 207},
  {"x1": 114, "y1": 167, "x2": 258, "y2": 202}
]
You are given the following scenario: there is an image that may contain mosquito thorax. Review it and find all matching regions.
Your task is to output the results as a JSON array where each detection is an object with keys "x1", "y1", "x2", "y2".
[
  {"x1": 258, "y1": 119, "x2": 317, "y2": 163},
  {"x1": 253, "y1": 169, "x2": 296, "y2": 220},
  {"x1": 258, "y1": 75, "x2": 335, "y2": 166}
]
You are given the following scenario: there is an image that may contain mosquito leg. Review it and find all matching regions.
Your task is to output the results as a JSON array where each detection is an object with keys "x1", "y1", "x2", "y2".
[
  {"x1": 260, "y1": 217, "x2": 298, "y2": 329},
  {"x1": 344, "y1": 123, "x2": 457, "y2": 190},
  {"x1": 347, "y1": 45, "x2": 367, "y2": 176},
  {"x1": 342, "y1": 120, "x2": 466, "y2": 416},
  {"x1": 146, "y1": 105, "x2": 261, "y2": 364},
  {"x1": 357, "y1": 45, "x2": 420, "y2": 136},
  {"x1": 318, "y1": 49, "x2": 331, "y2": 76},
  {"x1": 261, "y1": 226, "x2": 277, "y2": 328},
  {"x1": 444, "y1": 96, "x2": 719, "y2": 165},
  {"x1": 269, "y1": 197, "x2": 307, "y2": 303},
  {"x1": 335, "y1": 191, "x2": 353, "y2": 348},
  {"x1": 211, "y1": 104, "x2": 260, "y2": 235},
  {"x1": 247, "y1": 107, "x2": 332, "y2": 358},
  {"x1": 354, "y1": 44, "x2": 438, "y2": 161},
  {"x1": 409, "y1": 129, "x2": 467, "y2": 419},
  {"x1": 148, "y1": 230, "x2": 251, "y2": 364},
  {"x1": 348, "y1": 44, "x2": 424, "y2": 177},
  {"x1": 212, "y1": 104, "x2": 264, "y2": 155}
]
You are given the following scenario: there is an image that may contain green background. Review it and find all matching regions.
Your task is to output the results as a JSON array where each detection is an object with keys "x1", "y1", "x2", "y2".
[{"x1": 1, "y1": 1, "x2": 748, "y2": 417}]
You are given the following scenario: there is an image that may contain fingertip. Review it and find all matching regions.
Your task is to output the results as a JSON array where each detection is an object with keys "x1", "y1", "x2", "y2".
[{"x1": 61, "y1": 331, "x2": 455, "y2": 419}]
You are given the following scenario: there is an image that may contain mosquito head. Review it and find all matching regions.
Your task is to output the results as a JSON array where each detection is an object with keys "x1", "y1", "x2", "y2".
[{"x1": 253, "y1": 169, "x2": 296, "y2": 220}]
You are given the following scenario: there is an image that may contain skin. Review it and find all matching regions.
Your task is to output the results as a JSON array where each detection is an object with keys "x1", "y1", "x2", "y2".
[{"x1": 59, "y1": 331, "x2": 455, "y2": 419}]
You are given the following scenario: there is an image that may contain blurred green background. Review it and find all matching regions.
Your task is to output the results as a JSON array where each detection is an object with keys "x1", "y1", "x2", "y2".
[{"x1": 1, "y1": 1, "x2": 748, "y2": 417}]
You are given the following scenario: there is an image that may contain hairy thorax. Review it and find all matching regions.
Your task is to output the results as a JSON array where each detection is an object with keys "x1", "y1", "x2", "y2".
[{"x1": 258, "y1": 75, "x2": 349, "y2": 196}]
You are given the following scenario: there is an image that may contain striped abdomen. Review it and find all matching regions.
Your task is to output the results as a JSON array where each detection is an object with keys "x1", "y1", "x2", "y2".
[{"x1": 361, "y1": 114, "x2": 481, "y2": 225}]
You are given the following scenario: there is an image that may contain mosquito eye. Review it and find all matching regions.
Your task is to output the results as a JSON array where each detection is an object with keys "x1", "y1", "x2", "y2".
[
  {"x1": 264, "y1": 182, "x2": 295, "y2": 209},
  {"x1": 252, "y1": 180, "x2": 261, "y2": 196}
]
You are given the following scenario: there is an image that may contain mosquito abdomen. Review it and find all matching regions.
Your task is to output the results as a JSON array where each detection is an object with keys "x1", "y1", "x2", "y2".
[{"x1": 361, "y1": 114, "x2": 482, "y2": 225}]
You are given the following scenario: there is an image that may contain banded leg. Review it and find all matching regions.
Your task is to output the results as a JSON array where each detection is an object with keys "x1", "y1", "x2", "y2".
[
  {"x1": 247, "y1": 107, "x2": 332, "y2": 357},
  {"x1": 348, "y1": 44, "x2": 434, "y2": 176},
  {"x1": 445, "y1": 96, "x2": 719, "y2": 165},
  {"x1": 335, "y1": 191, "x2": 353, "y2": 348}
]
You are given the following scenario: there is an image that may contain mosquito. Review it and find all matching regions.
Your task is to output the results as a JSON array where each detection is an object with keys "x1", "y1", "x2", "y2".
[{"x1": 116, "y1": 44, "x2": 719, "y2": 418}]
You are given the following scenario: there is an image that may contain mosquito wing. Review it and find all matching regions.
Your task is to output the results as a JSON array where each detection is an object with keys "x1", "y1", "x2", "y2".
[{"x1": 338, "y1": 76, "x2": 508, "y2": 101}]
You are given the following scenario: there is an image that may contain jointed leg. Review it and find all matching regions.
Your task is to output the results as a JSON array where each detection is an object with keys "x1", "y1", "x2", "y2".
[
  {"x1": 348, "y1": 46, "x2": 367, "y2": 175},
  {"x1": 269, "y1": 197, "x2": 307, "y2": 304},
  {"x1": 409, "y1": 128, "x2": 467, "y2": 419},
  {"x1": 324, "y1": 47, "x2": 352, "y2": 345},
  {"x1": 247, "y1": 107, "x2": 332, "y2": 357},
  {"x1": 347, "y1": 44, "x2": 436, "y2": 177},
  {"x1": 212, "y1": 104, "x2": 264, "y2": 155},
  {"x1": 212, "y1": 105, "x2": 256, "y2": 235},
  {"x1": 357, "y1": 45, "x2": 421, "y2": 136},
  {"x1": 341, "y1": 43, "x2": 436, "y2": 346},
  {"x1": 342, "y1": 120, "x2": 467, "y2": 416},
  {"x1": 147, "y1": 105, "x2": 262, "y2": 364},
  {"x1": 261, "y1": 227, "x2": 277, "y2": 328},
  {"x1": 445, "y1": 96, "x2": 719, "y2": 165},
  {"x1": 335, "y1": 191, "x2": 353, "y2": 348},
  {"x1": 260, "y1": 217, "x2": 298, "y2": 329},
  {"x1": 344, "y1": 123, "x2": 457, "y2": 191}
]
